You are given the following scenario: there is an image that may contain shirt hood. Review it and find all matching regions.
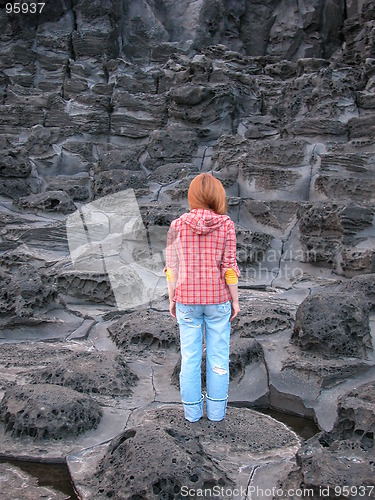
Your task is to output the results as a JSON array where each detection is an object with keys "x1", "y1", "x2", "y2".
[{"x1": 180, "y1": 208, "x2": 230, "y2": 235}]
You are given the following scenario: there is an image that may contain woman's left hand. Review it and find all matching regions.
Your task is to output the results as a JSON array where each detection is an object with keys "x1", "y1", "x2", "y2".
[{"x1": 230, "y1": 301, "x2": 240, "y2": 321}]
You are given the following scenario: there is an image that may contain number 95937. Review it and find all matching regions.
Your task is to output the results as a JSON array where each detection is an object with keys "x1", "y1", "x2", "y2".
[{"x1": 5, "y1": 3, "x2": 46, "y2": 14}]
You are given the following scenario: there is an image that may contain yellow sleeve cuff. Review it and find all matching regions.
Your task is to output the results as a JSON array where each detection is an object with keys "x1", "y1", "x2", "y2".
[
  {"x1": 224, "y1": 268, "x2": 238, "y2": 285},
  {"x1": 165, "y1": 268, "x2": 175, "y2": 282}
]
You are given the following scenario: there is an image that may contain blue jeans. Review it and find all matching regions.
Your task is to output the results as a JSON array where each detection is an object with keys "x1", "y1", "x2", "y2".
[{"x1": 176, "y1": 301, "x2": 231, "y2": 422}]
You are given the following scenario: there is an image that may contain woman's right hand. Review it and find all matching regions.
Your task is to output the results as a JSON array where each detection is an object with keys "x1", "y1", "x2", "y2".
[
  {"x1": 230, "y1": 301, "x2": 240, "y2": 321},
  {"x1": 169, "y1": 300, "x2": 176, "y2": 318}
]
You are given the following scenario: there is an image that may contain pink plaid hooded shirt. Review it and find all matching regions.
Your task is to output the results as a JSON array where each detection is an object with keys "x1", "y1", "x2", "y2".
[{"x1": 164, "y1": 208, "x2": 240, "y2": 304}]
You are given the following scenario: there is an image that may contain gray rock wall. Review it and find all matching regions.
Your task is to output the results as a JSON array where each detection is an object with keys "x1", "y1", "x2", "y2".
[
  {"x1": 0, "y1": 1, "x2": 375, "y2": 498},
  {"x1": 0, "y1": 1, "x2": 374, "y2": 304}
]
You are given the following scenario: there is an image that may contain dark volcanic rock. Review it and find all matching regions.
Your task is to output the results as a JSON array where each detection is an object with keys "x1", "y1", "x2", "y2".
[
  {"x1": 82, "y1": 406, "x2": 299, "y2": 499},
  {"x1": 93, "y1": 169, "x2": 148, "y2": 198},
  {"x1": 0, "y1": 0, "x2": 374, "y2": 494},
  {"x1": 0, "y1": 178, "x2": 31, "y2": 199},
  {"x1": 14, "y1": 191, "x2": 76, "y2": 214},
  {"x1": 144, "y1": 129, "x2": 199, "y2": 169},
  {"x1": 139, "y1": 202, "x2": 185, "y2": 229},
  {"x1": 31, "y1": 351, "x2": 138, "y2": 398},
  {"x1": 90, "y1": 424, "x2": 232, "y2": 499},
  {"x1": 343, "y1": 0, "x2": 375, "y2": 65},
  {"x1": 299, "y1": 202, "x2": 343, "y2": 261},
  {"x1": 95, "y1": 143, "x2": 145, "y2": 173},
  {"x1": 0, "y1": 268, "x2": 12, "y2": 314},
  {"x1": 148, "y1": 163, "x2": 199, "y2": 185},
  {"x1": 45, "y1": 176, "x2": 91, "y2": 202},
  {"x1": 0, "y1": 342, "x2": 73, "y2": 368},
  {"x1": 278, "y1": 437, "x2": 375, "y2": 499},
  {"x1": 282, "y1": 352, "x2": 374, "y2": 390},
  {"x1": 332, "y1": 382, "x2": 375, "y2": 447},
  {"x1": 340, "y1": 273, "x2": 375, "y2": 310},
  {"x1": 119, "y1": 0, "x2": 345, "y2": 62},
  {"x1": 314, "y1": 152, "x2": 375, "y2": 203},
  {"x1": 292, "y1": 292, "x2": 372, "y2": 359},
  {"x1": 0, "y1": 149, "x2": 32, "y2": 178},
  {"x1": 229, "y1": 337, "x2": 264, "y2": 380},
  {"x1": 57, "y1": 270, "x2": 115, "y2": 306},
  {"x1": 236, "y1": 228, "x2": 274, "y2": 271},
  {"x1": 234, "y1": 299, "x2": 295, "y2": 337},
  {"x1": 277, "y1": 382, "x2": 375, "y2": 498},
  {"x1": 111, "y1": 90, "x2": 167, "y2": 138},
  {"x1": 0, "y1": 384, "x2": 102, "y2": 440},
  {"x1": 108, "y1": 309, "x2": 179, "y2": 354},
  {"x1": 299, "y1": 202, "x2": 375, "y2": 277},
  {"x1": 0, "y1": 264, "x2": 57, "y2": 318},
  {"x1": 0, "y1": 220, "x2": 68, "y2": 253}
]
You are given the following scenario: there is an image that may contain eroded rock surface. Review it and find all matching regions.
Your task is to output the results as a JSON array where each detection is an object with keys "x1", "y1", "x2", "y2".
[
  {"x1": 292, "y1": 292, "x2": 372, "y2": 358},
  {"x1": 277, "y1": 382, "x2": 375, "y2": 497},
  {"x1": 0, "y1": 263, "x2": 57, "y2": 319},
  {"x1": 332, "y1": 382, "x2": 375, "y2": 448},
  {"x1": 299, "y1": 203, "x2": 375, "y2": 276},
  {"x1": 108, "y1": 309, "x2": 180, "y2": 353},
  {"x1": 30, "y1": 351, "x2": 138, "y2": 398},
  {"x1": 340, "y1": 273, "x2": 375, "y2": 310},
  {"x1": 234, "y1": 298, "x2": 295, "y2": 337},
  {"x1": 57, "y1": 270, "x2": 115, "y2": 306},
  {"x1": 0, "y1": 384, "x2": 102, "y2": 440},
  {"x1": 76, "y1": 405, "x2": 300, "y2": 499}
]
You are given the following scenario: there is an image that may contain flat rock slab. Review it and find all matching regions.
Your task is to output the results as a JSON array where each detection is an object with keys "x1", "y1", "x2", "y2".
[
  {"x1": 68, "y1": 404, "x2": 301, "y2": 499},
  {"x1": 0, "y1": 308, "x2": 91, "y2": 343}
]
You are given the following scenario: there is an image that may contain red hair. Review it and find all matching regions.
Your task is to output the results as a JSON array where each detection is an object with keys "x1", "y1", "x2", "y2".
[{"x1": 188, "y1": 173, "x2": 227, "y2": 215}]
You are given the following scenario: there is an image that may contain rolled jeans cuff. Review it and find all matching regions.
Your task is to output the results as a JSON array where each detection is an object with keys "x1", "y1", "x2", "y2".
[
  {"x1": 182, "y1": 394, "x2": 204, "y2": 422},
  {"x1": 206, "y1": 394, "x2": 228, "y2": 422}
]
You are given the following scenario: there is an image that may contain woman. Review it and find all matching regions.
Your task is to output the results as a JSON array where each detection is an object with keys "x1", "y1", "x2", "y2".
[{"x1": 164, "y1": 173, "x2": 240, "y2": 422}]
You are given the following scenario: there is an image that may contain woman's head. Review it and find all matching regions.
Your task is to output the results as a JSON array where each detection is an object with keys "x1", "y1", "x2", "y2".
[{"x1": 188, "y1": 173, "x2": 227, "y2": 215}]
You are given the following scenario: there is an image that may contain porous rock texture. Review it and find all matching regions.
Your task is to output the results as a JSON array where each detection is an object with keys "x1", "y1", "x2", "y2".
[
  {"x1": 0, "y1": 263, "x2": 57, "y2": 319},
  {"x1": 0, "y1": 0, "x2": 374, "y2": 497},
  {"x1": 80, "y1": 405, "x2": 300, "y2": 499},
  {"x1": 0, "y1": 384, "x2": 102, "y2": 440},
  {"x1": 108, "y1": 308, "x2": 180, "y2": 353},
  {"x1": 30, "y1": 350, "x2": 138, "y2": 397},
  {"x1": 340, "y1": 273, "x2": 375, "y2": 310},
  {"x1": 277, "y1": 382, "x2": 375, "y2": 498},
  {"x1": 334, "y1": 382, "x2": 375, "y2": 446},
  {"x1": 292, "y1": 291, "x2": 372, "y2": 358}
]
